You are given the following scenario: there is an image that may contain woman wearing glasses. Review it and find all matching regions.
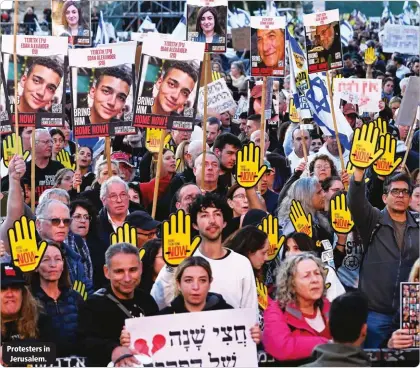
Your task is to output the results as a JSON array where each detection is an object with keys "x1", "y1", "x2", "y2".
[{"x1": 30, "y1": 243, "x2": 85, "y2": 357}]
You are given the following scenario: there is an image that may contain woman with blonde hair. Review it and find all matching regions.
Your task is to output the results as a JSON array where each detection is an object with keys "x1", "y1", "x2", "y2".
[
  {"x1": 263, "y1": 253, "x2": 332, "y2": 364},
  {"x1": 175, "y1": 140, "x2": 190, "y2": 174}
]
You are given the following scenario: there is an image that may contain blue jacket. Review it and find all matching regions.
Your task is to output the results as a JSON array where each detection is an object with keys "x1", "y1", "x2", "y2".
[{"x1": 34, "y1": 287, "x2": 84, "y2": 357}]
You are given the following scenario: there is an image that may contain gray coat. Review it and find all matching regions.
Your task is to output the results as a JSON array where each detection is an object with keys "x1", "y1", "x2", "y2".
[
  {"x1": 304, "y1": 343, "x2": 371, "y2": 367},
  {"x1": 347, "y1": 176, "x2": 419, "y2": 314}
]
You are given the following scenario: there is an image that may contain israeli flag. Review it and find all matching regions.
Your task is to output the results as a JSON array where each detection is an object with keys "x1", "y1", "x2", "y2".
[
  {"x1": 400, "y1": 1, "x2": 411, "y2": 25},
  {"x1": 305, "y1": 73, "x2": 354, "y2": 149},
  {"x1": 94, "y1": 11, "x2": 109, "y2": 46},
  {"x1": 172, "y1": 3, "x2": 187, "y2": 41},
  {"x1": 235, "y1": 8, "x2": 251, "y2": 27},
  {"x1": 340, "y1": 20, "x2": 354, "y2": 47}
]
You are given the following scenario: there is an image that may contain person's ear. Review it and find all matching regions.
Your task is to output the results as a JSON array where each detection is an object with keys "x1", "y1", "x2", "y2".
[
  {"x1": 360, "y1": 323, "x2": 368, "y2": 340},
  {"x1": 175, "y1": 202, "x2": 181, "y2": 210},
  {"x1": 20, "y1": 74, "x2": 27, "y2": 88},
  {"x1": 227, "y1": 199, "x2": 234, "y2": 209},
  {"x1": 222, "y1": 220, "x2": 227, "y2": 230},
  {"x1": 382, "y1": 193, "x2": 388, "y2": 205},
  {"x1": 104, "y1": 265, "x2": 110, "y2": 280},
  {"x1": 192, "y1": 223, "x2": 199, "y2": 231},
  {"x1": 89, "y1": 86, "x2": 96, "y2": 100},
  {"x1": 155, "y1": 76, "x2": 163, "y2": 91},
  {"x1": 214, "y1": 148, "x2": 220, "y2": 157}
]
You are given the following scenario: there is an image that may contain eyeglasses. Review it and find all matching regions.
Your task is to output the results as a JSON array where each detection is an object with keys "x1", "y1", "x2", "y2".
[
  {"x1": 72, "y1": 214, "x2": 92, "y2": 222},
  {"x1": 315, "y1": 165, "x2": 331, "y2": 170},
  {"x1": 39, "y1": 218, "x2": 72, "y2": 226},
  {"x1": 137, "y1": 231, "x2": 157, "y2": 239},
  {"x1": 232, "y1": 194, "x2": 246, "y2": 200},
  {"x1": 108, "y1": 193, "x2": 129, "y2": 202},
  {"x1": 36, "y1": 139, "x2": 53, "y2": 146},
  {"x1": 41, "y1": 258, "x2": 64, "y2": 265},
  {"x1": 388, "y1": 189, "x2": 411, "y2": 197}
]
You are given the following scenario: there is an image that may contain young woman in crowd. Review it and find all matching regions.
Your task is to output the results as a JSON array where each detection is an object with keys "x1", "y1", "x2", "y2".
[
  {"x1": 226, "y1": 61, "x2": 247, "y2": 101},
  {"x1": 409, "y1": 184, "x2": 420, "y2": 214},
  {"x1": 54, "y1": 168, "x2": 74, "y2": 192},
  {"x1": 30, "y1": 244, "x2": 84, "y2": 357},
  {"x1": 281, "y1": 232, "x2": 345, "y2": 301},
  {"x1": 50, "y1": 128, "x2": 66, "y2": 160},
  {"x1": 175, "y1": 140, "x2": 189, "y2": 174},
  {"x1": 127, "y1": 182, "x2": 142, "y2": 204},
  {"x1": 74, "y1": 146, "x2": 95, "y2": 191},
  {"x1": 263, "y1": 253, "x2": 331, "y2": 364},
  {"x1": 138, "y1": 239, "x2": 165, "y2": 294}
]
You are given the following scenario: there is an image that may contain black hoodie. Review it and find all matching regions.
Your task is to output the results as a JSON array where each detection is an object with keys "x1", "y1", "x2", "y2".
[{"x1": 159, "y1": 292, "x2": 233, "y2": 314}]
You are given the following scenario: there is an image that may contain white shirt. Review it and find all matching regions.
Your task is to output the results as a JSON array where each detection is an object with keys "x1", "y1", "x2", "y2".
[
  {"x1": 396, "y1": 65, "x2": 410, "y2": 80},
  {"x1": 287, "y1": 150, "x2": 315, "y2": 172},
  {"x1": 107, "y1": 210, "x2": 129, "y2": 232},
  {"x1": 151, "y1": 248, "x2": 258, "y2": 311},
  {"x1": 315, "y1": 144, "x2": 349, "y2": 173}
]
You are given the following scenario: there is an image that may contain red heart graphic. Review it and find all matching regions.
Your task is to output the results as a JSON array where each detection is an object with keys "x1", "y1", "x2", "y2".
[
  {"x1": 134, "y1": 338, "x2": 150, "y2": 356},
  {"x1": 151, "y1": 334, "x2": 166, "y2": 355}
]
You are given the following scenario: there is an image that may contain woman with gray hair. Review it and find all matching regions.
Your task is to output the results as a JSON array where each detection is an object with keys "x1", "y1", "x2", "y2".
[
  {"x1": 263, "y1": 253, "x2": 332, "y2": 364},
  {"x1": 277, "y1": 177, "x2": 333, "y2": 244}
]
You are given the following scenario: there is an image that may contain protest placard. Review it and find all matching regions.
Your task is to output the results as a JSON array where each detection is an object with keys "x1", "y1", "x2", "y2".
[
  {"x1": 69, "y1": 42, "x2": 137, "y2": 138},
  {"x1": 0, "y1": 53, "x2": 11, "y2": 135},
  {"x1": 233, "y1": 95, "x2": 248, "y2": 122},
  {"x1": 380, "y1": 24, "x2": 420, "y2": 55},
  {"x1": 250, "y1": 16, "x2": 285, "y2": 77},
  {"x1": 231, "y1": 27, "x2": 251, "y2": 51},
  {"x1": 395, "y1": 76, "x2": 420, "y2": 127},
  {"x1": 333, "y1": 78, "x2": 382, "y2": 113},
  {"x1": 303, "y1": 9, "x2": 343, "y2": 73},
  {"x1": 52, "y1": 0, "x2": 91, "y2": 46},
  {"x1": 197, "y1": 78, "x2": 236, "y2": 117},
  {"x1": 125, "y1": 308, "x2": 258, "y2": 367},
  {"x1": 187, "y1": 0, "x2": 228, "y2": 53},
  {"x1": 134, "y1": 34, "x2": 204, "y2": 131},
  {"x1": 1, "y1": 35, "x2": 68, "y2": 129}
]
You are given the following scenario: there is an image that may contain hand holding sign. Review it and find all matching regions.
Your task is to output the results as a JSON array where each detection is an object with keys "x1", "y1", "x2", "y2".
[
  {"x1": 257, "y1": 215, "x2": 285, "y2": 261},
  {"x1": 110, "y1": 223, "x2": 137, "y2": 247},
  {"x1": 162, "y1": 210, "x2": 201, "y2": 267},
  {"x1": 235, "y1": 142, "x2": 267, "y2": 188},
  {"x1": 57, "y1": 149, "x2": 76, "y2": 170},
  {"x1": 256, "y1": 278, "x2": 268, "y2": 311},
  {"x1": 373, "y1": 133, "x2": 402, "y2": 176},
  {"x1": 2, "y1": 135, "x2": 30, "y2": 167},
  {"x1": 289, "y1": 200, "x2": 312, "y2": 238},
  {"x1": 8, "y1": 216, "x2": 47, "y2": 272},
  {"x1": 364, "y1": 47, "x2": 377, "y2": 66},
  {"x1": 350, "y1": 122, "x2": 384, "y2": 169},
  {"x1": 330, "y1": 193, "x2": 354, "y2": 234}
]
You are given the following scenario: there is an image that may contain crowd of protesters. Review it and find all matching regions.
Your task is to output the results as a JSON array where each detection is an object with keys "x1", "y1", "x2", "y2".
[{"x1": 0, "y1": 4, "x2": 419, "y2": 368}]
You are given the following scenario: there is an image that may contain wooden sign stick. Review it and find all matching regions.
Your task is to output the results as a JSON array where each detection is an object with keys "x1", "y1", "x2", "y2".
[
  {"x1": 258, "y1": 77, "x2": 267, "y2": 192},
  {"x1": 13, "y1": 0, "x2": 19, "y2": 153},
  {"x1": 201, "y1": 52, "x2": 210, "y2": 191}
]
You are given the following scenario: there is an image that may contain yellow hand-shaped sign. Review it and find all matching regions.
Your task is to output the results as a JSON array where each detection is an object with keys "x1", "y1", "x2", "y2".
[
  {"x1": 256, "y1": 278, "x2": 268, "y2": 311},
  {"x1": 364, "y1": 47, "x2": 377, "y2": 66},
  {"x1": 2, "y1": 134, "x2": 30, "y2": 167},
  {"x1": 346, "y1": 161, "x2": 369, "y2": 183},
  {"x1": 139, "y1": 248, "x2": 146, "y2": 261},
  {"x1": 176, "y1": 158, "x2": 181, "y2": 171},
  {"x1": 330, "y1": 193, "x2": 354, "y2": 234},
  {"x1": 235, "y1": 142, "x2": 267, "y2": 188},
  {"x1": 289, "y1": 200, "x2": 312, "y2": 238},
  {"x1": 289, "y1": 98, "x2": 299, "y2": 123},
  {"x1": 145, "y1": 128, "x2": 164, "y2": 153},
  {"x1": 373, "y1": 133, "x2": 402, "y2": 177},
  {"x1": 57, "y1": 149, "x2": 76, "y2": 170},
  {"x1": 110, "y1": 223, "x2": 137, "y2": 247},
  {"x1": 372, "y1": 117, "x2": 387, "y2": 137},
  {"x1": 8, "y1": 216, "x2": 47, "y2": 272},
  {"x1": 73, "y1": 280, "x2": 88, "y2": 301},
  {"x1": 164, "y1": 133, "x2": 175, "y2": 153},
  {"x1": 162, "y1": 210, "x2": 201, "y2": 267},
  {"x1": 350, "y1": 122, "x2": 384, "y2": 169},
  {"x1": 257, "y1": 214, "x2": 285, "y2": 262}
]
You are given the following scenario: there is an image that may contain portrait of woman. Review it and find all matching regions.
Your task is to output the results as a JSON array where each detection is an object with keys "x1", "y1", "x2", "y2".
[
  {"x1": 190, "y1": 6, "x2": 224, "y2": 44},
  {"x1": 60, "y1": 1, "x2": 89, "y2": 38}
]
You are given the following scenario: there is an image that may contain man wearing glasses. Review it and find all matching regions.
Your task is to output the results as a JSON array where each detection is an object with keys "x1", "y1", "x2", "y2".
[
  {"x1": 348, "y1": 169, "x2": 419, "y2": 349},
  {"x1": 23, "y1": 129, "x2": 64, "y2": 205},
  {"x1": 126, "y1": 211, "x2": 161, "y2": 248},
  {"x1": 35, "y1": 198, "x2": 93, "y2": 296}
]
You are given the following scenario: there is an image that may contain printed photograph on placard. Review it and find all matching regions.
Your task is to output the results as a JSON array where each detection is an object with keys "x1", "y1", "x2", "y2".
[
  {"x1": 186, "y1": 0, "x2": 227, "y2": 53},
  {"x1": 303, "y1": 9, "x2": 343, "y2": 73},
  {"x1": 401, "y1": 282, "x2": 420, "y2": 348},
  {"x1": 250, "y1": 16, "x2": 285, "y2": 77},
  {"x1": 52, "y1": 0, "x2": 91, "y2": 46},
  {"x1": 1, "y1": 35, "x2": 68, "y2": 128},
  {"x1": 69, "y1": 42, "x2": 137, "y2": 138},
  {"x1": 134, "y1": 35, "x2": 205, "y2": 131}
]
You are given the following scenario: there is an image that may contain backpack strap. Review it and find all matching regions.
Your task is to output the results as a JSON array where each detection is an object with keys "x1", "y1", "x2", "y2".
[{"x1": 94, "y1": 288, "x2": 132, "y2": 318}]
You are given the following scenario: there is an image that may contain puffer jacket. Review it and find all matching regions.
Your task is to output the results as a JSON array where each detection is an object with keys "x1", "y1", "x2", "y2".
[
  {"x1": 348, "y1": 176, "x2": 419, "y2": 314},
  {"x1": 33, "y1": 287, "x2": 84, "y2": 357},
  {"x1": 160, "y1": 292, "x2": 233, "y2": 314},
  {"x1": 263, "y1": 298, "x2": 331, "y2": 365}
]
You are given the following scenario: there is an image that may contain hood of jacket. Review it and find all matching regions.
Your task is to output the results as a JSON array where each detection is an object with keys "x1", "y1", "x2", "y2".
[
  {"x1": 308, "y1": 343, "x2": 371, "y2": 367},
  {"x1": 170, "y1": 292, "x2": 232, "y2": 313}
]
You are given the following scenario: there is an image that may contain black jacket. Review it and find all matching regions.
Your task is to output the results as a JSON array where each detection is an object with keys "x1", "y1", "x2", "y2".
[
  {"x1": 77, "y1": 286, "x2": 159, "y2": 366},
  {"x1": 160, "y1": 292, "x2": 233, "y2": 314}
]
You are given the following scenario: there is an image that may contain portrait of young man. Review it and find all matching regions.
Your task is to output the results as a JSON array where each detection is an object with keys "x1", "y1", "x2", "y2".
[
  {"x1": 18, "y1": 57, "x2": 63, "y2": 113},
  {"x1": 88, "y1": 66, "x2": 132, "y2": 124}
]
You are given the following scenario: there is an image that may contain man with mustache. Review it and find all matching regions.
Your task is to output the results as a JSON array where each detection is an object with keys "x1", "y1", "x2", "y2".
[
  {"x1": 18, "y1": 57, "x2": 63, "y2": 113},
  {"x1": 151, "y1": 192, "x2": 258, "y2": 311},
  {"x1": 89, "y1": 66, "x2": 132, "y2": 124}
]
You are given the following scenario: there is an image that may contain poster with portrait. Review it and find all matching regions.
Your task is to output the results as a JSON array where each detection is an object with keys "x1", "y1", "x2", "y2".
[
  {"x1": 247, "y1": 78, "x2": 275, "y2": 118},
  {"x1": 0, "y1": 53, "x2": 11, "y2": 135},
  {"x1": 69, "y1": 42, "x2": 137, "y2": 138},
  {"x1": 1, "y1": 35, "x2": 68, "y2": 129},
  {"x1": 134, "y1": 34, "x2": 205, "y2": 131},
  {"x1": 186, "y1": 0, "x2": 228, "y2": 53},
  {"x1": 250, "y1": 16, "x2": 285, "y2": 77},
  {"x1": 400, "y1": 282, "x2": 420, "y2": 348},
  {"x1": 303, "y1": 9, "x2": 343, "y2": 73},
  {"x1": 52, "y1": 0, "x2": 91, "y2": 46}
]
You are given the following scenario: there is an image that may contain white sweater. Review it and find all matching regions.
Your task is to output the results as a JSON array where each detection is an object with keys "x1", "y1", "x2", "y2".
[{"x1": 150, "y1": 248, "x2": 258, "y2": 311}]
